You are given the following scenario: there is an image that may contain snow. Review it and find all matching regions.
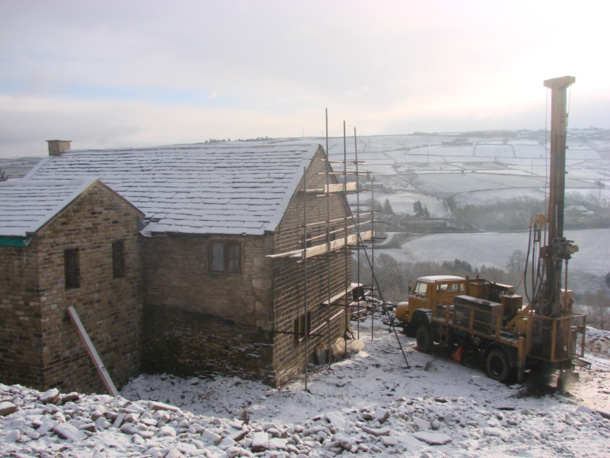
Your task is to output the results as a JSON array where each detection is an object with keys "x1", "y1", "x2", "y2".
[
  {"x1": 24, "y1": 140, "x2": 320, "y2": 237},
  {"x1": 2, "y1": 316, "x2": 609, "y2": 457},
  {"x1": 0, "y1": 178, "x2": 99, "y2": 237}
]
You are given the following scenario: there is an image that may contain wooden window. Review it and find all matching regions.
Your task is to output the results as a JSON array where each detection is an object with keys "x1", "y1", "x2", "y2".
[
  {"x1": 112, "y1": 240, "x2": 125, "y2": 279},
  {"x1": 210, "y1": 241, "x2": 242, "y2": 274},
  {"x1": 301, "y1": 232, "x2": 313, "y2": 249},
  {"x1": 293, "y1": 317, "x2": 300, "y2": 346},
  {"x1": 293, "y1": 311, "x2": 312, "y2": 346},
  {"x1": 64, "y1": 248, "x2": 80, "y2": 289}
]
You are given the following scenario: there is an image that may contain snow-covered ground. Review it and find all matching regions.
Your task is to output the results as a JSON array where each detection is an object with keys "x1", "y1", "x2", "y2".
[
  {"x1": 325, "y1": 131, "x2": 610, "y2": 215},
  {"x1": 2, "y1": 316, "x2": 609, "y2": 457}
]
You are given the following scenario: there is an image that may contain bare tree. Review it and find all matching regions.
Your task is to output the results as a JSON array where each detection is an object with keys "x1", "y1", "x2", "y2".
[{"x1": 579, "y1": 288, "x2": 610, "y2": 330}]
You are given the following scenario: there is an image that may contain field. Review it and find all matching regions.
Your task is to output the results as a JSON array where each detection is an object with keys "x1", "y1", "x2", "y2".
[{"x1": 325, "y1": 129, "x2": 610, "y2": 217}]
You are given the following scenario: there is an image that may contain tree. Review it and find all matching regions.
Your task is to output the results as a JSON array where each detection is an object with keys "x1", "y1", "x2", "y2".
[
  {"x1": 383, "y1": 199, "x2": 394, "y2": 215},
  {"x1": 423, "y1": 205, "x2": 430, "y2": 219},
  {"x1": 413, "y1": 200, "x2": 424, "y2": 217},
  {"x1": 595, "y1": 180, "x2": 606, "y2": 201},
  {"x1": 579, "y1": 288, "x2": 610, "y2": 330},
  {"x1": 506, "y1": 250, "x2": 526, "y2": 274}
]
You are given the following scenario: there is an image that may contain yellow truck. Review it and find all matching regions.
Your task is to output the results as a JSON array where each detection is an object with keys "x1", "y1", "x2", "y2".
[
  {"x1": 392, "y1": 77, "x2": 589, "y2": 384},
  {"x1": 394, "y1": 275, "x2": 587, "y2": 383}
]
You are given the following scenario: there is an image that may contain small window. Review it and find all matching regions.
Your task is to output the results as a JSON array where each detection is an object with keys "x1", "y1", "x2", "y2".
[
  {"x1": 293, "y1": 312, "x2": 312, "y2": 346},
  {"x1": 112, "y1": 241, "x2": 126, "y2": 279},
  {"x1": 414, "y1": 282, "x2": 427, "y2": 295},
  {"x1": 64, "y1": 248, "x2": 80, "y2": 289},
  {"x1": 210, "y1": 241, "x2": 242, "y2": 274},
  {"x1": 226, "y1": 243, "x2": 241, "y2": 273},
  {"x1": 447, "y1": 283, "x2": 464, "y2": 293},
  {"x1": 302, "y1": 233, "x2": 313, "y2": 248}
]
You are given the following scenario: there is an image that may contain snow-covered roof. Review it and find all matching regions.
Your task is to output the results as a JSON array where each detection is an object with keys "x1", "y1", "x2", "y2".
[
  {"x1": 0, "y1": 177, "x2": 99, "y2": 237},
  {"x1": 417, "y1": 275, "x2": 465, "y2": 283},
  {"x1": 25, "y1": 140, "x2": 322, "y2": 236}
]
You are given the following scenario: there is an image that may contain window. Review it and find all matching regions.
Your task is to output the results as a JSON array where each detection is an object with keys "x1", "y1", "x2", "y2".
[
  {"x1": 64, "y1": 248, "x2": 80, "y2": 289},
  {"x1": 414, "y1": 282, "x2": 427, "y2": 295},
  {"x1": 112, "y1": 241, "x2": 126, "y2": 279},
  {"x1": 446, "y1": 282, "x2": 465, "y2": 293},
  {"x1": 210, "y1": 241, "x2": 242, "y2": 273},
  {"x1": 293, "y1": 312, "x2": 312, "y2": 346}
]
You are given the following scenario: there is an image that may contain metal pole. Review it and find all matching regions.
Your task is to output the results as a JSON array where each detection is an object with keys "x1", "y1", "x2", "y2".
[
  {"x1": 325, "y1": 109, "x2": 332, "y2": 369},
  {"x1": 371, "y1": 176, "x2": 375, "y2": 341},
  {"x1": 354, "y1": 127, "x2": 361, "y2": 340},
  {"x1": 542, "y1": 76, "x2": 576, "y2": 318},
  {"x1": 343, "y1": 121, "x2": 349, "y2": 356},
  {"x1": 302, "y1": 166, "x2": 308, "y2": 390}
]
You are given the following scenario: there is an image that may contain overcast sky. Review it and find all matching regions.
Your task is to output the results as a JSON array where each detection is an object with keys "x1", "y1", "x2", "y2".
[{"x1": 1, "y1": 0, "x2": 608, "y2": 158}]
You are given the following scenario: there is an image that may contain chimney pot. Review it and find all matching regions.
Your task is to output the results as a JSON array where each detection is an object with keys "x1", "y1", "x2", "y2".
[{"x1": 47, "y1": 140, "x2": 72, "y2": 156}]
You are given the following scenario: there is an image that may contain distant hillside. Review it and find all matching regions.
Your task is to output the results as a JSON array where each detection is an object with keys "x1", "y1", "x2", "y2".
[{"x1": 0, "y1": 157, "x2": 41, "y2": 180}]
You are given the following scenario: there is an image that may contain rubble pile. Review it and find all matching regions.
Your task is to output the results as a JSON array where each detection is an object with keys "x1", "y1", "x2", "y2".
[{"x1": 2, "y1": 380, "x2": 609, "y2": 457}]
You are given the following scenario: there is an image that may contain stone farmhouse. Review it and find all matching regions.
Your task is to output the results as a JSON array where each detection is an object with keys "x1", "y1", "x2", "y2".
[
  {"x1": 0, "y1": 177, "x2": 143, "y2": 393},
  {"x1": 0, "y1": 139, "x2": 357, "y2": 393}
]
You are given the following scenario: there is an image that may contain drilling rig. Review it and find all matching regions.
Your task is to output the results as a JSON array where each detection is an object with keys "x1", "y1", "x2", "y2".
[
  {"x1": 524, "y1": 76, "x2": 586, "y2": 381},
  {"x1": 394, "y1": 77, "x2": 588, "y2": 383}
]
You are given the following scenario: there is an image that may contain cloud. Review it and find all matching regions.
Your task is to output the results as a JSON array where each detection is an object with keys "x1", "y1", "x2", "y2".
[{"x1": 0, "y1": 0, "x2": 608, "y2": 157}]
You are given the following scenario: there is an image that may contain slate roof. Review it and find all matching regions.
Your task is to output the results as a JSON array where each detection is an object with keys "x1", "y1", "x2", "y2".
[
  {"x1": 0, "y1": 178, "x2": 100, "y2": 237},
  {"x1": 25, "y1": 140, "x2": 322, "y2": 236}
]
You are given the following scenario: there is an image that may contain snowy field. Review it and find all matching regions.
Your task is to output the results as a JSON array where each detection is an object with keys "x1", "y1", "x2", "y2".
[
  {"x1": 1, "y1": 316, "x2": 609, "y2": 457},
  {"x1": 323, "y1": 130, "x2": 610, "y2": 215}
]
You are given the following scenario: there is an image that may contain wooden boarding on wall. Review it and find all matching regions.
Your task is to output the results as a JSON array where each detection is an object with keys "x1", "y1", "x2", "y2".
[
  {"x1": 67, "y1": 306, "x2": 119, "y2": 396},
  {"x1": 323, "y1": 182, "x2": 357, "y2": 193},
  {"x1": 292, "y1": 230, "x2": 374, "y2": 259},
  {"x1": 267, "y1": 230, "x2": 374, "y2": 260}
]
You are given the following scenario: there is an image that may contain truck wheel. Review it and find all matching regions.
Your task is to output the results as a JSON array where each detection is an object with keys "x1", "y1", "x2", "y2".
[
  {"x1": 486, "y1": 348, "x2": 510, "y2": 382},
  {"x1": 416, "y1": 324, "x2": 433, "y2": 353}
]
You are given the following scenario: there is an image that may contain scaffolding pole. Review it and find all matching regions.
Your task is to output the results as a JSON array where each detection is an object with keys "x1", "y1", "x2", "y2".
[
  {"x1": 326, "y1": 108, "x2": 332, "y2": 369},
  {"x1": 302, "y1": 166, "x2": 309, "y2": 390},
  {"x1": 354, "y1": 127, "x2": 361, "y2": 340},
  {"x1": 271, "y1": 113, "x2": 411, "y2": 390},
  {"x1": 343, "y1": 121, "x2": 349, "y2": 356}
]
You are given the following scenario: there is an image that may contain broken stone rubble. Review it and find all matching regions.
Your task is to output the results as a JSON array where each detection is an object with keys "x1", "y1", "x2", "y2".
[{"x1": 1, "y1": 381, "x2": 609, "y2": 457}]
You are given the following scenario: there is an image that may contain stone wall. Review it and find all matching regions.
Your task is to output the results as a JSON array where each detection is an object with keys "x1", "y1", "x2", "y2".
[
  {"x1": 141, "y1": 233, "x2": 276, "y2": 382},
  {"x1": 0, "y1": 182, "x2": 143, "y2": 393},
  {"x1": 271, "y1": 147, "x2": 353, "y2": 385},
  {"x1": 143, "y1": 305, "x2": 274, "y2": 384},
  {"x1": 140, "y1": 147, "x2": 353, "y2": 387},
  {"x1": 0, "y1": 242, "x2": 43, "y2": 387}
]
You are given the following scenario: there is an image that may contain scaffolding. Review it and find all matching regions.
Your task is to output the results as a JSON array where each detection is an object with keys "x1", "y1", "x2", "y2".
[{"x1": 269, "y1": 112, "x2": 409, "y2": 388}]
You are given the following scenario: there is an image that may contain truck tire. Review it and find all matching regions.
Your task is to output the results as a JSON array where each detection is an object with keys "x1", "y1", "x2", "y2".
[
  {"x1": 486, "y1": 348, "x2": 510, "y2": 382},
  {"x1": 416, "y1": 324, "x2": 433, "y2": 353}
]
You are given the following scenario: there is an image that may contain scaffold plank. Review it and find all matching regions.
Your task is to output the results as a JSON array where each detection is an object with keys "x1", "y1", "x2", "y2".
[{"x1": 267, "y1": 230, "x2": 373, "y2": 259}]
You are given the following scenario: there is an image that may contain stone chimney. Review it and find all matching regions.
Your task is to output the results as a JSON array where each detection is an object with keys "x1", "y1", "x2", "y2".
[{"x1": 47, "y1": 140, "x2": 72, "y2": 156}]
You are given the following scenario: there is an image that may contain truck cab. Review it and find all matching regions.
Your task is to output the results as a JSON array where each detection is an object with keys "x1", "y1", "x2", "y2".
[{"x1": 395, "y1": 275, "x2": 466, "y2": 329}]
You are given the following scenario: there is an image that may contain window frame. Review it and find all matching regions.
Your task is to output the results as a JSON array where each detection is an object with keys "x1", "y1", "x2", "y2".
[
  {"x1": 209, "y1": 240, "x2": 242, "y2": 274},
  {"x1": 112, "y1": 240, "x2": 126, "y2": 279},
  {"x1": 293, "y1": 311, "x2": 312, "y2": 346},
  {"x1": 64, "y1": 247, "x2": 80, "y2": 289}
]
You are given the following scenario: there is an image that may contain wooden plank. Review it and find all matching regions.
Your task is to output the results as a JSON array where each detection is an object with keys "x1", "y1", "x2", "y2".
[
  {"x1": 322, "y1": 283, "x2": 361, "y2": 305},
  {"x1": 323, "y1": 182, "x2": 358, "y2": 193},
  {"x1": 267, "y1": 230, "x2": 374, "y2": 259},
  {"x1": 67, "y1": 306, "x2": 119, "y2": 396},
  {"x1": 266, "y1": 248, "x2": 302, "y2": 259},
  {"x1": 291, "y1": 230, "x2": 374, "y2": 259}
]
